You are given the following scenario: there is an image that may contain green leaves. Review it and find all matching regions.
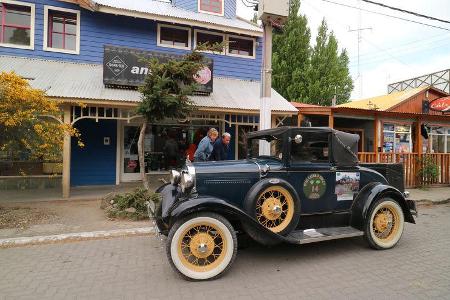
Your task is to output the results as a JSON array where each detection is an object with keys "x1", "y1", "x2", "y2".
[
  {"x1": 272, "y1": 1, "x2": 353, "y2": 105},
  {"x1": 137, "y1": 50, "x2": 207, "y2": 123}
]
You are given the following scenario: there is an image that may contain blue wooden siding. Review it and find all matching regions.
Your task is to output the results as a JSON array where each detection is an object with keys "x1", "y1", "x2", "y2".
[
  {"x1": 174, "y1": 0, "x2": 236, "y2": 18},
  {"x1": 70, "y1": 119, "x2": 117, "y2": 186},
  {"x1": 0, "y1": 0, "x2": 258, "y2": 80}
]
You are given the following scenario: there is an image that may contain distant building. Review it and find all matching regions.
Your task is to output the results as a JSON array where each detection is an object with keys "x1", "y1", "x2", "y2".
[
  {"x1": 0, "y1": 0, "x2": 296, "y2": 195},
  {"x1": 292, "y1": 86, "x2": 450, "y2": 187}
]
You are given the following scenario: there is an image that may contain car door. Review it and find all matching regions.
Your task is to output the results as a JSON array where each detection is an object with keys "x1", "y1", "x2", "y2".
[{"x1": 287, "y1": 130, "x2": 337, "y2": 214}]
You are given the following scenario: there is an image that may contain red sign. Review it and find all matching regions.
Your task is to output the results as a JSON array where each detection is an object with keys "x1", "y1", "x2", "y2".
[
  {"x1": 127, "y1": 160, "x2": 137, "y2": 169},
  {"x1": 429, "y1": 96, "x2": 450, "y2": 112}
]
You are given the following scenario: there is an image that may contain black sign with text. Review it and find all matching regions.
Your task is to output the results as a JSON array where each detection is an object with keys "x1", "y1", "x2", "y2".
[{"x1": 103, "y1": 45, "x2": 213, "y2": 93}]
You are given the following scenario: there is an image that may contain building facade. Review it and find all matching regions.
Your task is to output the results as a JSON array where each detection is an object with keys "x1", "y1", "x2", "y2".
[
  {"x1": 293, "y1": 86, "x2": 450, "y2": 187},
  {"x1": 0, "y1": 0, "x2": 297, "y2": 196}
]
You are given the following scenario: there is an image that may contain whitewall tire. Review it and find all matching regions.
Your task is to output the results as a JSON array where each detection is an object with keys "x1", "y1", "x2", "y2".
[
  {"x1": 166, "y1": 213, "x2": 237, "y2": 281},
  {"x1": 365, "y1": 198, "x2": 404, "y2": 250}
]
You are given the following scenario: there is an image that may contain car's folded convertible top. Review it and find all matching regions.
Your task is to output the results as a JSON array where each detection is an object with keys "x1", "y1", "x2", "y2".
[{"x1": 247, "y1": 127, "x2": 360, "y2": 167}]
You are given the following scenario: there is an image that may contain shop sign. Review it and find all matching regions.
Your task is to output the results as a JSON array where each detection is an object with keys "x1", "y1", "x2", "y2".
[
  {"x1": 429, "y1": 96, "x2": 450, "y2": 112},
  {"x1": 103, "y1": 45, "x2": 213, "y2": 93}
]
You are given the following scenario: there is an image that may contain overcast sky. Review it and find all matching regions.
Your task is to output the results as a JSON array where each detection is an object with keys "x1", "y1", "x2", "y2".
[{"x1": 236, "y1": 0, "x2": 450, "y2": 100}]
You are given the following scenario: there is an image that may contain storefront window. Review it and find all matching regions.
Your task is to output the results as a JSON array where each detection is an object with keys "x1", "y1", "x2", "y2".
[
  {"x1": 383, "y1": 123, "x2": 411, "y2": 153},
  {"x1": 430, "y1": 126, "x2": 450, "y2": 153},
  {"x1": 122, "y1": 121, "x2": 220, "y2": 176}
]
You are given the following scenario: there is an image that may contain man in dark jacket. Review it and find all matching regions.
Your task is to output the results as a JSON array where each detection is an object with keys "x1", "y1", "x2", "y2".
[{"x1": 210, "y1": 132, "x2": 231, "y2": 161}]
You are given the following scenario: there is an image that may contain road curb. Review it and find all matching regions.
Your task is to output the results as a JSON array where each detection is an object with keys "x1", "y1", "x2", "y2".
[
  {"x1": 414, "y1": 199, "x2": 450, "y2": 205},
  {"x1": 0, "y1": 227, "x2": 155, "y2": 248}
]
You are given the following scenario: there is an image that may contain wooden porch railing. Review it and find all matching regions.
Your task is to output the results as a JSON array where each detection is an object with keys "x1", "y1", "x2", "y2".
[{"x1": 358, "y1": 152, "x2": 450, "y2": 188}]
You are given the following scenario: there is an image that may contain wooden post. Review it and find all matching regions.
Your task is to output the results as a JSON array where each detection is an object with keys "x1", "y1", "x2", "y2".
[
  {"x1": 415, "y1": 119, "x2": 423, "y2": 155},
  {"x1": 328, "y1": 112, "x2": 334, "y2": 129},
  {"x1": 374, "y1": 115, "x2": 379, "y2": 163},
  {"x1": 297, "y1": 113, "x2": 304, "y2": 127},
  {"x1": 62, "y1": 105, "x2": 71, "y2": 199}
]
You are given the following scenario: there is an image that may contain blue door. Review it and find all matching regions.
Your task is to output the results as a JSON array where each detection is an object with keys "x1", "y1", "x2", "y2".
[{"x1": 71, "y1": 119, "x2": 117, "y2": 186}]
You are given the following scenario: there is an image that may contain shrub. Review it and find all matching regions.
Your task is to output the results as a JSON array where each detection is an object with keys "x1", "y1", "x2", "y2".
[
  {"x1": 417, "y1": 155, "x2": 439, "y2": 187},
  {"x1": 101, "y1": 188, "x2": 160, "y2": 221}
]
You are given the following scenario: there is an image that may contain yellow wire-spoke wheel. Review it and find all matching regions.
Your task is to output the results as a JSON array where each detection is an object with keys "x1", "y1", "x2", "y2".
[
  {"x1": 372, "y1": 205, "x2": 400, "y2": 241},
  {"x1": 255, "y1": 186, "x2": 294, "y2": 233},
  {"x1": 178, "y1": 222, "x2": 227, "y2": 273},
  {"x1": 367, "y1": 199, "x2": 404, "y2": 249}
]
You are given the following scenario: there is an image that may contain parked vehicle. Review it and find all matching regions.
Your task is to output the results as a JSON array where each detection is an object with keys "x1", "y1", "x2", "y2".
[{"x1": 151, "y1": 127, "x2": 417, "y2": 281}]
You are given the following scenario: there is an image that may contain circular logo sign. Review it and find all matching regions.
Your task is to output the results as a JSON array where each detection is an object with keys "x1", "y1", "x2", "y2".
[
  {"x1": 194, "y1": 67, "x2": 212, "y2": 85},
  {"x1": 303, "y1": 174, "x2": 326, "y2": 199}
]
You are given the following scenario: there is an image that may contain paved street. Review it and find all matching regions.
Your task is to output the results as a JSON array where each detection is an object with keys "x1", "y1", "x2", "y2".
[{"x1": 1, "y1": 204, "x2": 449, "y2": 300}]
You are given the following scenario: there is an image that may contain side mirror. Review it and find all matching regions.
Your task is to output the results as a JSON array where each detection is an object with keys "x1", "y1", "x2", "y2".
[{"x1": 294, "y1": 134, "x2": 303, "y2": 144}]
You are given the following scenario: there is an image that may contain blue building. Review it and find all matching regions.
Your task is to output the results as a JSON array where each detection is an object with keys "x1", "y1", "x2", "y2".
[{"x1": 0, "y1": 0, "x2": 296, "y2": 196}]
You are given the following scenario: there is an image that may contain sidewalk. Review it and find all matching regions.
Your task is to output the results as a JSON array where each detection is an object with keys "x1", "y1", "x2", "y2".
[{"x1": 407, "y1": 187, "x2": 450, "y2": 204}]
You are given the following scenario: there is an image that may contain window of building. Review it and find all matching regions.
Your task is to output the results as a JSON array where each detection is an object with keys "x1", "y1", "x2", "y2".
[
  {"x1": 198, "y1": 0, "x2": 224, "y2": 16},
  {"x1": 0, "y1": 1, "x2": 34, "y2": 49},
  {"x1": 227, "y1": 35, "x2": 255, "y2": 58},
  {"x1": 157, "y1": 24, "x2": 191, "y2": 50},
  {"x1": 382, "y1": 123, "x2": 411, "y2": 153},
  {"x1": 290, "y1": 132, "x2": 330, "y2": 164},
  {"x1": 430, "y1": 126, "x2": 450, "y2": 153},
  {"x1": 194, "y1": 30, "x2": 225, "y2": 53},
  {"x1": 44, "y1": 6, "x2": 80, "y2": 54}
]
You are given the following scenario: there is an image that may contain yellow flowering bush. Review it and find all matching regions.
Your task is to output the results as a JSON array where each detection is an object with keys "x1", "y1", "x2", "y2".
[{"x1": 0, "y1": 72, "x2": 82, "y2": 161}]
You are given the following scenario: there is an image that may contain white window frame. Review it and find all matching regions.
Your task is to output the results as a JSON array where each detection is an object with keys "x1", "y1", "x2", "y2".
[
  {"x1": 157, "y1": 23, "x2": 191, "y2": 50},
  {"x1": 193, "y1": 29, "x2": 225, "y2": 54},
  {"x1": 0, "y1": 0, "x2": 35, "y2": 50},
  {"x1": 43, "y1": 5, "x2": 80, "y2": 55},
  {"x1": 198, "y1": 0, "x2": 224, "y2": 17},
  {"x1": 226, "y1": 34, "x2": 256, "y2": 59}
]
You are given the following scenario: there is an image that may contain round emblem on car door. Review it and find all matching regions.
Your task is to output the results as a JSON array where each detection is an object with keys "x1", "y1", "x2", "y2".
[{"x1": 303, "y1": 174, "x2": 326, "y2": 199}]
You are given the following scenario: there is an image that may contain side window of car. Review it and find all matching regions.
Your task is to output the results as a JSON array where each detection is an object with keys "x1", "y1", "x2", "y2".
[{"x1": 291, "y1": 132, "x2": 330, "y2": 163}]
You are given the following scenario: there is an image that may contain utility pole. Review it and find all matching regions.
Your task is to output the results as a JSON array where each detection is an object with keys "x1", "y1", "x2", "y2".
[
  {"x1": 257, "y1": 0, "x2": 289, "y2": 155},
  {"x1": 259, "y1": 21, "x2": 273, "y2": 155},
  {"x1": 349, "y1": 0, "x2": 371, "y2": 98}
]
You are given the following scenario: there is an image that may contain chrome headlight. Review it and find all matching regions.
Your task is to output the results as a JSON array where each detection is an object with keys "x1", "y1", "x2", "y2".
[
  {"x1": 180, "y1": 165, "x2": 196, "y2": 193},
  {"x1": 170, "y1": 170, "x2": 181, "y2": 185},
  {"x1": 180, "y1": 173, "x2": 194, "y2": 193}
]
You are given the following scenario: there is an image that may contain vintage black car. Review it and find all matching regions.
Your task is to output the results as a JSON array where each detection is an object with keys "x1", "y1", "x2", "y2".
[{"x1": 152, "y1": 127, "x2": 417, "y2": 281}]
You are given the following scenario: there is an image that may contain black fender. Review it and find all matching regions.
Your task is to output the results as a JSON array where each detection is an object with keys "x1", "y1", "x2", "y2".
[
  {"x1": 169, "y1": 196, "x2": 287, "y2": 245},
  {"x1": 351, "y1": 182, "x2": 415, "y2": 230}
]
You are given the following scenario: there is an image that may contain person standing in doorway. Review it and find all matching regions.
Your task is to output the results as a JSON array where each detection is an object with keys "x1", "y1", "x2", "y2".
[
  {"x1": 210, "y1": 132, "x2": 231, "y2": 161},
  {"x1": 194, "y1": 128, "x2": 218, "y2": 162}
]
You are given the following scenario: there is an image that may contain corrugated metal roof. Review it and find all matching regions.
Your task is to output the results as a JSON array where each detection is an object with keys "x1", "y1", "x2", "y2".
[
  {"x1": 338, "y1": 87, "x2": 427, "y2": 111},
  {"x1": 0, "y1": 55, "x2": 296, "y2": 113},
  {"x1": 90, "y1": 0, "x2": 262, "y2": 35}
]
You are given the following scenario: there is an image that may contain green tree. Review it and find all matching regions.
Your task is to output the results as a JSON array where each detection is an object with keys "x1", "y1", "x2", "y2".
[
  {"x1": 272, "y1": 1, "x2": 353, "y2": 105},
  {"x1": 137, "y1": 50, "x2": 207, "y2": 189},
  {"x1": 305, "y1": 20, "x2": 353, "y2": 105},
  {"x1": 272, "y1": 0, "x2": 311, "y2": 102}
]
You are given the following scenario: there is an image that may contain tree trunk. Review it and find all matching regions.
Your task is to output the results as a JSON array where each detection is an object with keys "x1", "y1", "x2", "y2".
[{"x1": 138, "y1": 121, "x2": 149, "y2": 190}]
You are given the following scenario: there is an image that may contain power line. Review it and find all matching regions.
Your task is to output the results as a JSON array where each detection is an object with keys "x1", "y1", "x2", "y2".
[
  {"x1": 240, "y1": 0, "x2": 258, "y2": 8},
  {"x1": 361, "y1": 0, "x2": 450, "y2": 25},
  {"x1": 313, "y1": 0, "x2": 450, "y2": 32}
]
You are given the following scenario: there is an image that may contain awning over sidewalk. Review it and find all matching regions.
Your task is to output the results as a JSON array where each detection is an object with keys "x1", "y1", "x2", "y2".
[{"x1": 0, "y1": 55, "x2": 297, "y2": 114}]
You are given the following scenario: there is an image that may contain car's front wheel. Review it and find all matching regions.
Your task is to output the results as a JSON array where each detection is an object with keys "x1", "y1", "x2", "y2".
[
  {"x1": 365, "y1": 198, "x2": 405, "y2": 250},
  {"x1": 166, "y1": 213, "x2": 237, "y2": 281}
]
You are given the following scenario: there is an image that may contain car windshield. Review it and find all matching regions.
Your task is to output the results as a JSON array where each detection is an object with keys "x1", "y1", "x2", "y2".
[{"x1": 247, "y1": 136, "x2": 283, "y2": 160}]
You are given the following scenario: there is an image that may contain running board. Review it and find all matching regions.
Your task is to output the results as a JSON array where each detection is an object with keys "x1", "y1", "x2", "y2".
[{"x1": 286, "y1": 226, "x2": 363, "y2": 244}]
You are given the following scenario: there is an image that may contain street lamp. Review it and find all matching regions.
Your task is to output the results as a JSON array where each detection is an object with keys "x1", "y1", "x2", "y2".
[{"x1": 258, "y1": 0, "x2": 290, "y2": 155}]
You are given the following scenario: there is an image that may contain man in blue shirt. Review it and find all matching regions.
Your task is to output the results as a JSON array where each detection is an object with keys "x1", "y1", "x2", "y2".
[
  {"x1": 210, "y1": 132, "x2": 231, "y2": 161},
  {"x1": 194, "y1": 128, "x2": 218, "y2": 162}
]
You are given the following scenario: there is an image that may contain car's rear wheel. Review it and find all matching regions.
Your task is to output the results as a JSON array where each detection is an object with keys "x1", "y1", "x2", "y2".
[
  {"x1": 166, "y1": 213, "x2": 237, "y2": 281},
  {"x1": 365, "y1": 198, "x2": 404, "y2": 250}
]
